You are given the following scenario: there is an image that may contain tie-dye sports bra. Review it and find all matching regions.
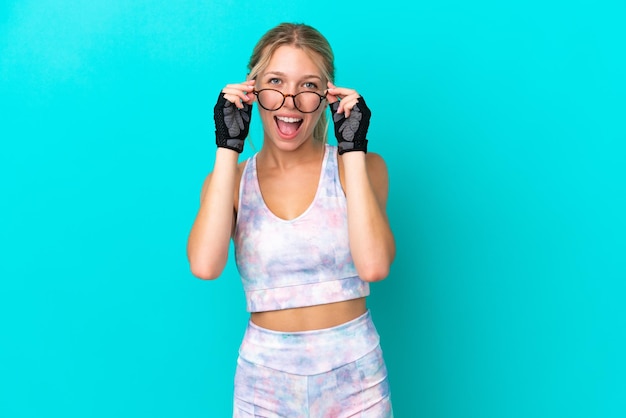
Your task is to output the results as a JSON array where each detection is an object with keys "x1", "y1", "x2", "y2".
[{"x1": 234, "y1": 144, "x2": 370, "y2": 313}]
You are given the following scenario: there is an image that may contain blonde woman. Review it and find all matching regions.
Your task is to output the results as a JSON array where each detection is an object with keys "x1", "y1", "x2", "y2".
[{"x1": 188, "y1": 23, "x2": 395, "y2": 417}]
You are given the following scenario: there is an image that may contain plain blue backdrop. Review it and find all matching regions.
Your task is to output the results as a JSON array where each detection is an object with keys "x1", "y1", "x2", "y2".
[{"x1": 1, "y1": 0, "x2": 625, "y2": 417}]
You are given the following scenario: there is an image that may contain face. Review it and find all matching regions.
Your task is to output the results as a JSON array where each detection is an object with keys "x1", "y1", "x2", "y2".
[{"x1": 255, "y1": 45, "x2": 327, "y2": 151}]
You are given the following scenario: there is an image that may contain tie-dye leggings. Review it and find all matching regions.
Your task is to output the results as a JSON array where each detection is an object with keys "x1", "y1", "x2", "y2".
[{"x1": 233, "y1": 310, "x2": 393, "y2": 417}]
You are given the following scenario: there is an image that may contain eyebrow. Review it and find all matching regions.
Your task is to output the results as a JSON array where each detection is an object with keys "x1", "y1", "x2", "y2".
[{"x1": 263, "y1": 71, "x2": 323, "y2": 81}]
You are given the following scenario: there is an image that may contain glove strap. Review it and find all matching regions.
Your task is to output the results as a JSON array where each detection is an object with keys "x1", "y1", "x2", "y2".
[
  {"x1": 338, "y1": 139, "x2": 368, "y2": 155},
  {"x1": 215, "y1": 134, "x2": 244, "y2": 153}
]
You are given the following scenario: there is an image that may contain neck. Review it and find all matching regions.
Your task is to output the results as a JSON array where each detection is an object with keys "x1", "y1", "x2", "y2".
[{"x1": 258, "y1": 139, "x2": 325, "y2": 171}]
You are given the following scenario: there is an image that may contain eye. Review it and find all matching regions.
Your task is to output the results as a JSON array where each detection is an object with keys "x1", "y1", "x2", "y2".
[
  {"x1": 303, "y1": 81, "x2": 318, "y2": 90},
  {"x1": 268, "y1": 77, "x2": 281, "y2": 85}
]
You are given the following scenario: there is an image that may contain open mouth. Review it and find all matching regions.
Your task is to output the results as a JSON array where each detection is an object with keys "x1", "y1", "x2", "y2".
[{"x1": 275, "y1": 116, "x2": 303, "y2": 137}]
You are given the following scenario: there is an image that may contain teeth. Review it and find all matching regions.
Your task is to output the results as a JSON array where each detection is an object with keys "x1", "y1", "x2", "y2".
[{"x1": 276, "y1": 116, "x2": 302, "y2": 123}]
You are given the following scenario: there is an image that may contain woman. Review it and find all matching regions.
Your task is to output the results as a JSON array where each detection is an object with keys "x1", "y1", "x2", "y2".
[{"x1": 187, "y1": 22, "x2": 395, "y2": 417}]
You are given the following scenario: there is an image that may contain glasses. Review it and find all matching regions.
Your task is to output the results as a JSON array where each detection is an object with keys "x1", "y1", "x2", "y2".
[{"x1": 253, "y1": 89, "x2": 327, "y2": 113}]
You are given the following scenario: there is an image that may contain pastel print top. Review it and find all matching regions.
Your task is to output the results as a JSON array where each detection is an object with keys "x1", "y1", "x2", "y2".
[{"x1": 234, "y1": 144, "x2": 369, "y2": 312}]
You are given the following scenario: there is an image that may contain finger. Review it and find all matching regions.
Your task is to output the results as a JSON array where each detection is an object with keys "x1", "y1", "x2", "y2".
[
  {"x1": 327, "y1": 82, "x2": 362, "y2": 115},
  {"x1": 221, "y1": 89, "x2": 250, "y2": 104},
  {"x1": 223, "y1": 81, "x2": 254, "y2": 92},
  {"x1": 333, "y1": 96, "x2": 350, "y2": 116},
  {"x1": 222, "y1": 83, "x2": 255, "y2": 108},
  {"x1": 327, "y1": 82, "x2": 358, "y2": 104},
  {"x1": 338, "y1": 104, "x2": 349, "y2": 117},
  {"x1": 222, "y1": 85, "x2": 254, "y2": 97},
  {"x1": 328, "y1": 86, "x2": 359, "y2": 100},
  {"x1": 342, "y1": 97, "x2": 359, "y2": 111},
  {"x1": 345, "y1": 93, "x2": 366, "y2": 115},
  {"x1": 222, "y1": 93, "x2": 249, "y2": 109},
  {"x1": 326, "y1": 81, "x2": 339, "y2": 104}
]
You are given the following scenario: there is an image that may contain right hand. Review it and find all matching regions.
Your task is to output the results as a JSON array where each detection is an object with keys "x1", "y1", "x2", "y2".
[{"x1": 214, "y1": 80, "x2": 256, "y2": 153}]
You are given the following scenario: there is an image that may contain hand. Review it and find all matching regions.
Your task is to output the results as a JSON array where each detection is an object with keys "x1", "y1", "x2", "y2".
[
  {"x1": 214, "y1": 80, "x2": 256, "y2": 153},
  {"x1": 326, "y1": 81, "x2": 371, "y2": 155}
]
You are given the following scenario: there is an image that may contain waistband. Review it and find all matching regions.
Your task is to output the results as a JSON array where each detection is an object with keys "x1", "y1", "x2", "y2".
[
  {"x1": 238, "y1": 310, "x2": 380, "y2": 376},
  {"x1": 245, "y1": 276, "x2": 370, "y2": 312}
]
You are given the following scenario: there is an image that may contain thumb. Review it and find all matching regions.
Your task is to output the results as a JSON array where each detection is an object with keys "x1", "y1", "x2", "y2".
[{"x1": 326, "y1": 81, "x2": 339, "y2": 104}]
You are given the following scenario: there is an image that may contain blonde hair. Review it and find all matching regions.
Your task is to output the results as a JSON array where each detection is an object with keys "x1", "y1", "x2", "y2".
[{"x1": 247, "y1": 23, "x2": 335, "y2": 143}]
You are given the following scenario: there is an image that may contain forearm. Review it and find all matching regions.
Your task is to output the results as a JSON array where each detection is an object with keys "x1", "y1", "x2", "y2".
[
  {"x1": 187, "y1": 148, "x2": 240, "y2": 279},
  {"x1": 342, "y1": 152, "x2": 395, "y2": 282}
]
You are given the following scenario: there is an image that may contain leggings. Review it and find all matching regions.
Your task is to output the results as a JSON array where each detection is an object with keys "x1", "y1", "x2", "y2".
[{"x1": 233, "y1": 310, "x2": 393, "y2": 417}]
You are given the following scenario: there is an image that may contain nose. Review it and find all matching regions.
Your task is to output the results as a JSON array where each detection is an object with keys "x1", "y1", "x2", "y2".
[{"x1": 283, "y1": 92, "x2": 297, "y2": 110}]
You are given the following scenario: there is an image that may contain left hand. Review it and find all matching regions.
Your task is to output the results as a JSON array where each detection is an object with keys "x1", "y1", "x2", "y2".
[{"x1": 326, "y1": 81, "x2": 371, "y2": 154}]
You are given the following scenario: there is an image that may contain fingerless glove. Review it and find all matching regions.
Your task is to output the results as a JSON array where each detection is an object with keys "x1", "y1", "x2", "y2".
[
  {"x1": 214, "y1": 93, "x2": 252, "y2": 153},
  {"x1": 330, "y1": 97, "x2": 371, "y2": 155}
]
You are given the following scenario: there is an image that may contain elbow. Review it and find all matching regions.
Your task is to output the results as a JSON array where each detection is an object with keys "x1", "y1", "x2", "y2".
[
  {"x1": 357, "y1": 263, "x2": 391, "y2": 283},
  {"x1": 355, "y1": 247, "x2": 395, "y2": 282},
  {"x1": 188, "y1": 261, "x2": 224, "y2": 281},
  {"x1": 187, "y1": 246, "x2": 228, "y2": 280},
  {"x1": 353, "y1": 238, "x2": 395, "y2": 282}
]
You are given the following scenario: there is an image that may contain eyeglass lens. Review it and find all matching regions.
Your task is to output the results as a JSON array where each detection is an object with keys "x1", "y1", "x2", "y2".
[{"x1": 256, "y1": 89, "x2": 324, "y2": 113}]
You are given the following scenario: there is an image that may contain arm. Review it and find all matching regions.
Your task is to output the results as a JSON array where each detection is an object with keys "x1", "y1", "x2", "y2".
[
  {"x1": 187, "y1": 149, "x2": 240, "y2": 280},
  {"x1": 342, "y1": 151, "x2": 395, "y2": 282},
  {"x1": 186, "y1": 80, "x2": 255, "y2": 279},
  {"x1": 328, "y1": 82, "x2": 395, "y2": 282}
]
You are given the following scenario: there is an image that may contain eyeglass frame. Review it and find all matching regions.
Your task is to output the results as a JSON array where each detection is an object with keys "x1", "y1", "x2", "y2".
[{"x1": 252, "y1": 88, "x2": 327, "y2": 113}]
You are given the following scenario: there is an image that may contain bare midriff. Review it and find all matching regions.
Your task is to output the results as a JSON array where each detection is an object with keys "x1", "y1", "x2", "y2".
[{"x1": 250, "y1": 297, "x2": 367, "y2": 332}]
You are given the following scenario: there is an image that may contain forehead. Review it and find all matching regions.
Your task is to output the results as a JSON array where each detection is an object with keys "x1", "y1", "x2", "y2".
[{"x1": 263, "y1": 45, "x2": 323, "y2": 78}]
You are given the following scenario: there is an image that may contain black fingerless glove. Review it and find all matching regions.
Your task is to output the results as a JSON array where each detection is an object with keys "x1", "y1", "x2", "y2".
[
  {"x1": 330, "y1": 97, "x2": 371, "y2": 155},
  {"x1": 213, "y1": 92, "x2": 253, "y2": 153}
]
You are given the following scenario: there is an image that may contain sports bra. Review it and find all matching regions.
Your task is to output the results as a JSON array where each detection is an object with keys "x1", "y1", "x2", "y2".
[{"x1": 233, "y1": 144, "x2": 369, "y2": 312}]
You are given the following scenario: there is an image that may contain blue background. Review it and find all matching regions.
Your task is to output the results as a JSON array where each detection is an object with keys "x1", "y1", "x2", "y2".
[{"x1": 1, "y1": 1, "x2": 625, "y2": 417}]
